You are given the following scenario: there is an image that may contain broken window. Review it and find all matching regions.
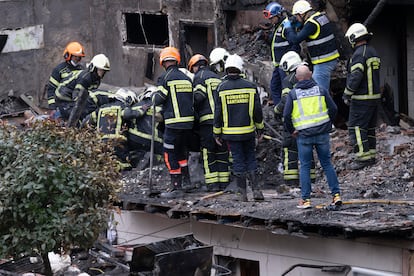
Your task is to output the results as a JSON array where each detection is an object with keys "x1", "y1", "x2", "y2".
[
  {"x1": 214, "y1": 255, "x2": 260, "y2": 276},
  {"x1": 123, "y1": 13, "x2": 168, "y2": 46}
]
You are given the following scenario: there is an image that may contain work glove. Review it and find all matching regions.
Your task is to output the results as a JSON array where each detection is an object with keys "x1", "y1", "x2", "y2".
[
  {"x1": 282, "y1": 19, "x2": 292, "y2": 29},
  {"x1": 342, "y1": 93, "x2": 351, "y2": 106}
]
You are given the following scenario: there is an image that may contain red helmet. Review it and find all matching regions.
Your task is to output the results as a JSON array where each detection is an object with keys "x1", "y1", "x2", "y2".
[
  {"x1": 63, "y1": 41, "x2": 85, "y2": 61},
  {"x1": 159, "y1": 46, "x2": 181, "y2": 66}
]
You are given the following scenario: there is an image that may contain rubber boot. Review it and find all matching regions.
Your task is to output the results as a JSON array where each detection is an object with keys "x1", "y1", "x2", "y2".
[
  {"x1": 181, "y1": 166, "x2": 195, "y2": 192},
  {"x1": 160, "y1": 174, "x2": 184, "y2": 199},
  {"x1": 248, "y1": 171, "x2": 264, "y2": 201},
  {"x1": 235, "y1": 174, "x2": 248, "y2": 202}
]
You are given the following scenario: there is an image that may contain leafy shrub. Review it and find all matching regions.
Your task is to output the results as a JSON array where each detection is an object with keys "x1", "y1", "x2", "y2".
[{"x1": 0, "y1": 121, "x2": 121, "y2": 259}]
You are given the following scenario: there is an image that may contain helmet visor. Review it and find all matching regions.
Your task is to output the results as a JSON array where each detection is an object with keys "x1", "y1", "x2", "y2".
[{"x1": 263, "y1": 10, "x2": 274, "y2": 19}]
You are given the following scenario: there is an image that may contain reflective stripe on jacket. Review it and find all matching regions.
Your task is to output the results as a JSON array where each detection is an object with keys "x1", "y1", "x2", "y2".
[
  {"x1": 153, "y1": 65, "x2": 194, "y2": 129},
  {"x1": 291, "y1": 85, "x2": 330, "y2": 130},
  {"x1": 305, "y1": 12, "x2": 339, "y2": 64},
  {"x1": 344, "y1": 44, "x2": 381, "y2": 101}
]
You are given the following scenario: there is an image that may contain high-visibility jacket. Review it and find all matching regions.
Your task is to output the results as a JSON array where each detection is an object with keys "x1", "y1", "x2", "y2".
[
  {"x1": 344, "y1": 43, "x2": 381, "y2": 103},
  {"x1": 84, "y1": 89, "x2": 117, "y2": 119},
  {"x1": 152, "y1": 65, "x2": 194, "y2": 129},
  {"x1": 55, "y1": 70, "x2": 101, "y2": 120},
  {"x1": 124, "y1": 99, "x2": 163, "y2": 149},
  {"x1": 193, "y1": 66, "x2": 222, "y2": 125},
  {"x1": 305, "y1": 12, "x2": 339, "y2": 64},
  {"x1": 213, "y1": 74, "x2": 264, "y2": 141},
  {"x1": 283, "y1": 79, "x2": 337, "y2": 137},
  {"x1": 274, "y1": 71, "x2": 297, "y2": 114},
  {"x1": 271, "y1": 19, "x2": 301, "y2": 67},
  {"x1": 47, "y1": 61, "x2": 84, "y2": 108}
]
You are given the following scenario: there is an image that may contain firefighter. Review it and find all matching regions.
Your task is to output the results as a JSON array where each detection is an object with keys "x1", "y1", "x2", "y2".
[
  {"x1": 55, "y1": 53, "x2": 110, "y2": 127},
  {"x1": 86, "y1": 88, "x2": 139, "y2": 171},
  {"x1": 123, "y1": 87, "x2": 164, "y2": 167},
  {"x1": 343, "y1": 23, "x2": 380, "y2": 170},
  {"x1": 47, "y1": 41, "x2": 85, "y2": 115},
  {"x1": 274, "y1": 51, "x2": 316, "y2": 186},
  {"x1": 213, "y1": 54, "x2": 265, "y2": 201},
  {"x1": 263, "y1": 2, "x2": 300, "y2": 105},
  {"x1": 284, "y1": 0, "x2": 340, "y2": 92},
  {"x1": 188, "y1": 54, "x2": 230, "y2": 192},
  {"x1": 152, "y1": 46, "x2": 194, "y2": 198},
  {"x1": 209, "y1": 47, "x2": 230, "y2": 78}
]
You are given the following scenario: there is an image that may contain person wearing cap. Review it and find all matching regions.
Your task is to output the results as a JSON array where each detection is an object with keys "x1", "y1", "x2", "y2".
[
  {"x1": 343, "y1": 23, "x2": 380, "y2": 170},
  {"x1": 152, "y1": 46, "x2": 194, "y2": 198},
  {"x1": 213, "y1": 54, "x2": 265, "y2": 202},
  {"x1": 283, "y1": 0, "x2": 339, "y2": 92},
  {"x1": 263, "y1": 2, "x2": 301, "y2": 105}
]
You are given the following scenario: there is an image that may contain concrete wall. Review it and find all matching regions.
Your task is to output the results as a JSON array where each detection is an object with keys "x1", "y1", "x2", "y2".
[
  {"x1": 0, "y1": 0, "x2": 220, "y2": 107},
  {"x1": 114, "y1": 211, "x2": 411, "y2": 276},
  {"x1": 407, "y1": 14, "x2": 414, "y2": 119}
]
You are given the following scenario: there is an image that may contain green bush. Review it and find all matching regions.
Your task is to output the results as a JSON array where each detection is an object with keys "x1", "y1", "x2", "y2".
[{"x1": 0, "y1": 121, "x2": 121, "y2": 259}]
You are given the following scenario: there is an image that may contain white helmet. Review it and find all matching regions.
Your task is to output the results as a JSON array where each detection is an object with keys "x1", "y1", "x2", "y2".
[
  {"x1": 209, "y1": 47, "x2": 230, "y2": 66},
  {"x1": 225, "y1": 54, "x2": 244, "y2": 72},
  {"x1": 115, "y1": 88, "x2": 138, "y2": 105},
  {"x1": 280, "y1": 51, "x2": 304, "y2": 72},
  {"x1": 345, "y1": 23, "x2": 372, "y2": 47},
  {"x1": 138, "y1": 86, "x2": 157, "y2": 102},
  {"x1": 88, "y1": 54, "x2": 110, "y2": 71},
  {"x1": 292, "y1": 0, "x2": 312, "y2": 15}
]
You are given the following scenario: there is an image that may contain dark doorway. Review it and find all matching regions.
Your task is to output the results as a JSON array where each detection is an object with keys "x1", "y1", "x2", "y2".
[{"x1": 179, "y1": 22, "x2": 215, "y2": 67}]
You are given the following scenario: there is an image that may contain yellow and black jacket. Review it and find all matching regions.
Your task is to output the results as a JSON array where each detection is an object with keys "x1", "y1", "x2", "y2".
[
  {"x1": 213, "y1": 74, "x2": 264, "y2": 141},
  {"x1": 193, "y1": 66, "x2": 222, "y2": 125},
  {"x1": 344, "y1": 43, "x2": 381, "y2": 105},
  {"x1": 152, "y1": 65, "x2": 194, "y2": 129},
  {"x1": 47, "y1": 61, "x2": 84, "y2": 108},
  {"x1": 286, "y1": 11, "x2": 339, "y2": 65},
  {"x1": 270, "y1": 19, "x2": 301, "y2": 67}
]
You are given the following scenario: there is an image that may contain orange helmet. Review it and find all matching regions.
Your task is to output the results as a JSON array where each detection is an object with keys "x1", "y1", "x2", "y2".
[
  {"x1": 188, "y1": 54, "x2": 208, "y2": 73},
  {"x1": 63, "y1": 41, "x2": 85, "y2": 61},
  {"x1": 159, "y1": 46, "x2": 181, "y2": 66}
]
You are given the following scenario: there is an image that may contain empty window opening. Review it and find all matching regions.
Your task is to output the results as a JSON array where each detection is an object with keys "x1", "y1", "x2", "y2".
[
  {"x1": 214, "y1": 255, "x2": 259, "y2": 276},
  {"x1": 124, "y1": 13, "x2": 168, "y2": 46}
]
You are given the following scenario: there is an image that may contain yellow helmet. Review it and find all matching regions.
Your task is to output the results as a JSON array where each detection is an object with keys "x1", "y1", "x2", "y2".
[{"x1": 292, "y1": 0, "x2": 312, "y2": 15}]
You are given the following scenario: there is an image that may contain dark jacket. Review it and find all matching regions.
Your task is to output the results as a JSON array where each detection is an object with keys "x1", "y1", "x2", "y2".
[
  {"x1": 213, "y1": 74, "x2": 264, "y2": 141},
  {"x1": 283, "y1": 79, "x2": 337, "y2": 137}
]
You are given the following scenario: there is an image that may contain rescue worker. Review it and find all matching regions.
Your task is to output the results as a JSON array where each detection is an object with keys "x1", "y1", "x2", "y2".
[
  {"x1": 263, "y1": 2, "x2": 300, "y2": 105},
  {"x1": 209, "y1": 47, "x2": 230, "y2": 78},
  {"x1": 47, "y1": 41, "x2": 85, "y2": 114},
  {"x1": 86, "y1": 88, "x2": 139, "y2": 171},
  {"x1": 55, "y1": 53, "x2": 110, "y2": 127},
  {"x1": 283, "y1": 65, "x2": 341, "y2": 209},
  {"x1": 274, "y1": 51, "x2": 316, "y2": 186},
  {"x1": 189, "y1": 54, "x2": 230, "y2": 191},
  {"x1": 213, "y1": 54, "x2": 265, "y2": 201},
  {"x1": 343, "y1": 23, "x2": 380, "y2": 170},
  {"x1": 284, "y1": 0, "x2": 340, "y2": 92},
  {"x1": 152, "y1": 46, "x2": 194, "y2": 198},
  {"x1": 123, "y1": 87, "x2": 164, "y2": 167}
]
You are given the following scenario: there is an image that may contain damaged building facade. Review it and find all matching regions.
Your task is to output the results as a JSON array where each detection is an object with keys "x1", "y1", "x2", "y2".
[
  {"x1": 1, "y1": 0, "x2": 414, "y2": 275},
  {"x1": 1, "y1": 0, "x2": 414, "y2": 119}
]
